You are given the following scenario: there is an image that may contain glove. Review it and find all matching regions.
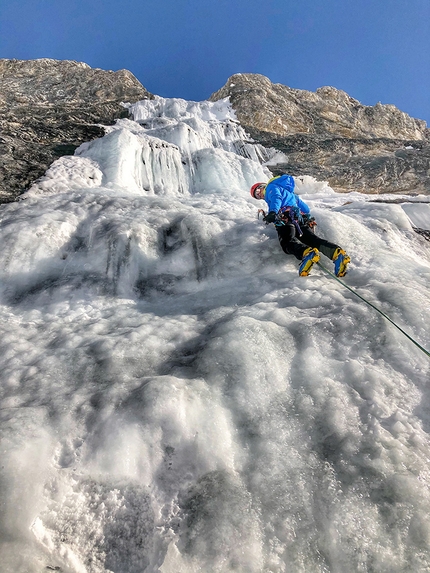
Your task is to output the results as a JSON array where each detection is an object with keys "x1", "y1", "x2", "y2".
[
  {"x1": 263, "y1": 211, "x2": 277, "y2": 224},
  {"x1": 302, "y1": 213, "x2": 316, "y2": 226}
]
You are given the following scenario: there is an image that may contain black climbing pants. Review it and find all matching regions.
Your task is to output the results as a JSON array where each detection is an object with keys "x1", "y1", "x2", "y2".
[{"x1": 276, "y1": 223, "x2": 340, "y2": 261}]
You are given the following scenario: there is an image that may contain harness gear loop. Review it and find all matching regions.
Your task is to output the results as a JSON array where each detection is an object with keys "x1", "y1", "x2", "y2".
[{"x1": 278, "y1": 206, "x2": 303, "y2": 236}]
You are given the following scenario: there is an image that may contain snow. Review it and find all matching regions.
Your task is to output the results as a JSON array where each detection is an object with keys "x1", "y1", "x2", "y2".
[{"x1": 1, "y1": 95, "x2": 430, "y2": 573}]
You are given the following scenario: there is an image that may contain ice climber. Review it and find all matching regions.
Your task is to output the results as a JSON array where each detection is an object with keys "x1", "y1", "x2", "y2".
[{"x1": 250, "y1": 175, "x2": 350, "y2": 277}]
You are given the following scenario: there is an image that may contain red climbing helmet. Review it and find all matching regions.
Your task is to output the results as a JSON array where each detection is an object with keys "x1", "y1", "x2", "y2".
[{"x1": 250, "y1": 182, "x2": 266, "y2": 198}]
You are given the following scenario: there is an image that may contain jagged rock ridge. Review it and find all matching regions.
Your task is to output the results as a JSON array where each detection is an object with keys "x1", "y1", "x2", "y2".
[
  {"x1": 210, "y1": 73, "x2": 430, "y2": 194},
  {"x1": 0, "y1": 59, "x2": 153, "y2": 202}
]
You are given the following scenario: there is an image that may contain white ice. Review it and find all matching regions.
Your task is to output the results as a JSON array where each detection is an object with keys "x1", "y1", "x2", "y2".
[{"x1": 1, "y1": 96, "x2": 430, "y2": 573}]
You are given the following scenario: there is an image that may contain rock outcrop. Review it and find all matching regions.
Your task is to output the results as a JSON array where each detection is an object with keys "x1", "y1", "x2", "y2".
[
  {"x1": 0, "y1": 59, "x2": 153, "y2": 202},
  {"x1": 210, "y1": 73, "x2": 430, "y2": 194}
]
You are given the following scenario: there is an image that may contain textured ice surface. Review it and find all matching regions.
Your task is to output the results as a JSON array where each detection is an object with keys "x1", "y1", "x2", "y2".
[{"x1": 1, "y1": 96, "x2": 430, "y2": 573}]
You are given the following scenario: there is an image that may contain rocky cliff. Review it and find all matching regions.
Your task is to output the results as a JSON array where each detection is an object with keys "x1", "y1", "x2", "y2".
[
  {"x1": 0, "y1": 59, "x2": 153, "y2": 202},
  {"x1": 210, "y1": 73, "x2": 430, "y2": 194},
  {"x1": 1, "y1": 63, "x2": 429, "y2": 202}
]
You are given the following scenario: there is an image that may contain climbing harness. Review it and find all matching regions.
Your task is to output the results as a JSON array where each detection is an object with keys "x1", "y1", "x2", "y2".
[
  {"x1": 257, "y1": 208, "x2": 308, "y2": 236},
  {"x1": 317, "y1": 261, "x2": 430, "y2": 359},
  {"x1": 278, "y1": 206, "x2": 303, "y2": 236}
]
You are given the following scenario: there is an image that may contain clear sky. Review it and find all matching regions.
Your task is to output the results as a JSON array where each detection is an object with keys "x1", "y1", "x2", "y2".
[{"x1": 1, "y1": 0, "x2": 429, "y2": 125}]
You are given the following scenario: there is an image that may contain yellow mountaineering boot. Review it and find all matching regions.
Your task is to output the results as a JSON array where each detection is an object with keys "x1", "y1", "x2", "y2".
[
  {"x1": 299, "y1": 247, "x2": 320, "y2": 276},
  {"x1": 332, "y1": 248, "x2": 351, "y2": 277}
]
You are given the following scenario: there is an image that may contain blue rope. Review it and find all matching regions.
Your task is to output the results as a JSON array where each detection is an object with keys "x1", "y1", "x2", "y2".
[{"x1": 316, "y1": 261, "x2": 430, "y2": 359}]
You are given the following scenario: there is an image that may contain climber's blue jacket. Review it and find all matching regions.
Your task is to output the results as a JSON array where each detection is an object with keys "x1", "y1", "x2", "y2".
[{"x1": 265, "y1": 175, "x2": 310, "y2": 216}]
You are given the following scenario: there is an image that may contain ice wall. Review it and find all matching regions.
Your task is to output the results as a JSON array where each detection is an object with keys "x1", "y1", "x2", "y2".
[{"x1": 1, "y1": 96, "x2": 430, "y2": 573}]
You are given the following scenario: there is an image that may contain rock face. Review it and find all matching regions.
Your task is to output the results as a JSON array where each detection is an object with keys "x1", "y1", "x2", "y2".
[
  {"x1": 210, "y1": 73, "x2": 430, "y2": 194},
  {"x1": 0, "y1": 59, "x2": 153, "y2": 202},
  {"x1": 2, "y1": 64, "x2": 429, "y2": 201}
]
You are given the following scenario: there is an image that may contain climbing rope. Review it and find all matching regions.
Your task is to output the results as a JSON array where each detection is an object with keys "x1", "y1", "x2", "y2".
[{"x1": 316, "y1": 261, "x2": 430, "y2": 359}]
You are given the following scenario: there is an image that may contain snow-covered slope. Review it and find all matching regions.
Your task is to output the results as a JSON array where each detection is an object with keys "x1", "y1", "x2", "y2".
[{"x1": 1, "y1": 96, "x2": 430, "y2": 573}]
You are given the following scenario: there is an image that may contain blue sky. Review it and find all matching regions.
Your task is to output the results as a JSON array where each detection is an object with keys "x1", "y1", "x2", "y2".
[{"x1": 1, "y1": 0, "x2": 429, "y2": 125}]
